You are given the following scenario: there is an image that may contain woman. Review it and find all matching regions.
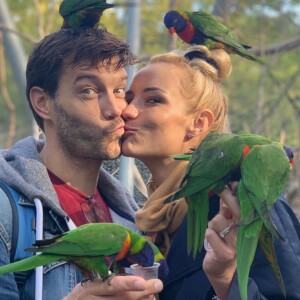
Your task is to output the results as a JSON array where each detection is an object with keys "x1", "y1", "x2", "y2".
[{"x1": 121, "y1": 45, "x2": 300, "y2": 300}]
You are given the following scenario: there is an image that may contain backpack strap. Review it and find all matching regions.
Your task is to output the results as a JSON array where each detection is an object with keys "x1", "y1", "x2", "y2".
[{"x1": 0, "y1": 179, "x2": 36, "y2": 286}]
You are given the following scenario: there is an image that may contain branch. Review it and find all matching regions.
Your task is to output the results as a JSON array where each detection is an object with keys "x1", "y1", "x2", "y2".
[
  {"x1": 32, "y1": 0, "x2": 44, "y2": 38},
  {"x1": 166, "y1": 0, "x2": 179, "y2": 51},
  {"x1": 45, "y1": 3, "x2": 59, "y2": 35},
  {"x1": 262, "y1": 66, "x2": 300, "y2": 120},
  {"x1": 0, "y1": 24, "x2": 37, "y2": 44},
  {"x1": 251, "y1": 37, "x2": 300, "y2": 56},
  {"x1": 0, "y1": 33, "x2": 16, "y2": 148},
  {"x1": 287, "y1": 95, "x2": 300, "y2": 116}
]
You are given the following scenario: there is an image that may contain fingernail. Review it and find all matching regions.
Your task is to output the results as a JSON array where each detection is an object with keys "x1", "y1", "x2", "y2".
[{"x1": 154, "y1": 280, "x2": 163, "y2": 291}]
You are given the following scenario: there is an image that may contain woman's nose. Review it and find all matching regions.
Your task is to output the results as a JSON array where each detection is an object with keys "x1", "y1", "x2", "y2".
[{"x1": 122, "y1": 103, "x2": 139, "y2": 120}]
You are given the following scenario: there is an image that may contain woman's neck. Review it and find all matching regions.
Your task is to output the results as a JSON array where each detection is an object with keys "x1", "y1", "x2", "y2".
[{"x1": 142, "y1": 157, "x2": 182, "y2": 187}]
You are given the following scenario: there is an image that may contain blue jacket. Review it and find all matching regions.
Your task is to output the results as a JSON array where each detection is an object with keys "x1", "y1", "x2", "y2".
[
  {"x1": 0, "y1": 137, "x2": 140, "y2": 300},
  {"x1": 160, "y1": 195, "x2": 300, "y2": 300}
]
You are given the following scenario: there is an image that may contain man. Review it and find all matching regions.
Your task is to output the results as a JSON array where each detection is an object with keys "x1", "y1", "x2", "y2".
[{"x1": 0, "y1": 27, "x2": 163, "y2": 299}]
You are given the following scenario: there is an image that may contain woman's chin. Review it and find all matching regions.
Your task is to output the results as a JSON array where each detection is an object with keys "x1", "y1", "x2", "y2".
[{"x1": 121, "y1": 143, "x2": 137, "y2": 157}]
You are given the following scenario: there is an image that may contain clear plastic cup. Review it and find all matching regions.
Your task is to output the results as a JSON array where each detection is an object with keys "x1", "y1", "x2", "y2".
[{"x1": 130, "y1": 262, "x2": 160, "y2": 280}]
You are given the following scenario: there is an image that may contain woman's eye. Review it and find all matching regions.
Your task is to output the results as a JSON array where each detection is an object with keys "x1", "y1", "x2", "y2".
[{"x1": 147, "y1": 97, "x2": 161, "y2": 104}]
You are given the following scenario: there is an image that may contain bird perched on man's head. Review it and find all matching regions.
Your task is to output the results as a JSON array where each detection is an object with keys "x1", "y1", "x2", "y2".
[
  {"x1": 59, "y1": 0, "x2": 114, "y2": 29},
  {"x1": 164, "y1": 9, "x2": 262, "y2": 63}
]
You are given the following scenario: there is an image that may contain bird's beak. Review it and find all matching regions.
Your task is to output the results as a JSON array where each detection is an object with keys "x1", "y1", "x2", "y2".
[{"x1": 169, "y1": 27, "x2": 175, "y2": 35}]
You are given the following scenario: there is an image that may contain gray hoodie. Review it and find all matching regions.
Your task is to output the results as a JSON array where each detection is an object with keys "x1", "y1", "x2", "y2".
[{"x1": 0, "y1": 136, "x2": 139, "y2": 230}]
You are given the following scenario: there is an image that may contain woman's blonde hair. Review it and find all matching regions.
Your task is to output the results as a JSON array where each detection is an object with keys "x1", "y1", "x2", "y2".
[{"x1": 148, "y1": 45, "x2": 232, "y2": 132}]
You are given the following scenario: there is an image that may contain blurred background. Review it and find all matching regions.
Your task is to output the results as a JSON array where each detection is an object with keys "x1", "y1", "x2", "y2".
[{"x1": 0, "y1": 0, "x2": 300, "y2": 216}]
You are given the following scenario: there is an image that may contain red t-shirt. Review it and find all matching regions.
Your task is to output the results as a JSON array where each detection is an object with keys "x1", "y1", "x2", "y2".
[{"x1": 48, "y1": 170, "x2": 112, "y2": 227}]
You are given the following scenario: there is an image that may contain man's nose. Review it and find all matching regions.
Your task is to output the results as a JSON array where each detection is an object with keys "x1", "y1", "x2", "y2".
[{"x1": 101, "y1": 93, "x2": 125, "y2": 119}]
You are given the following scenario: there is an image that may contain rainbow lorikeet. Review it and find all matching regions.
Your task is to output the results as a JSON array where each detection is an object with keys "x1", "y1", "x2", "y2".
[
  {"x1": 166, "y1": 132, "x2": 246, "y2": 258},
  {"x1": 59, "y1": 0, "x2": 114, "y2": 29},
  {"x1": 0, "y1": 223, "x2": 168, "y2": 281},
  {"x1": 236, "y1": 143, "x2": 290, "y2": 300},
  {"x1": 166, "y1": 131, "x2": 292, "y2": 299},
  {"x1": 164, "y1": 9, "x2": 261, "y2": 62}
]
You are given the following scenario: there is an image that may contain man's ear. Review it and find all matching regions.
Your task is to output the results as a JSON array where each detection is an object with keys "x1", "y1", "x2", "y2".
[
  {"x1": 30, "y1": 87, "x2": 52, "y2": 120},
  {"x1": 187, "y1": 109, "x2": 214, "y2": 138}
]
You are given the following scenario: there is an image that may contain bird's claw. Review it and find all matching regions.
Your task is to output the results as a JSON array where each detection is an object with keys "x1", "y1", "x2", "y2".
[
  {"x1": 103, "y1": 273, "x2": 117, "y2": 286},
  {"x1": 80, "y1": 271, "x2": 100, "y2": 286}
]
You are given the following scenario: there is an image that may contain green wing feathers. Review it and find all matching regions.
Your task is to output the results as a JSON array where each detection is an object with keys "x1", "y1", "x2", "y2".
[
  {"x1": 28, "y1": 223, "x2": 129, "y2": 256},
  {"x1": 187, "y1": 11, "x2": 261, "y2": 62}
]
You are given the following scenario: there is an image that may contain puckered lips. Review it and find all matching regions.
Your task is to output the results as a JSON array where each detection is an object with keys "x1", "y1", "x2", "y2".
[
  {"x1": 123, "y1": 126, "x2": 137, "y2": 138},
  {"x1": 107, "y1": 120, "x2": 125, "y2": 137}
]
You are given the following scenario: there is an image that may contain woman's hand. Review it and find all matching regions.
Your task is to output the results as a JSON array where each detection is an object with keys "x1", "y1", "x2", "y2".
[
  {"x1": 203, "y1": 182, "x2": 240, "y2": 300},
  {"x1": 63, "y1": 275, "x2": 163, "y2": 300}
]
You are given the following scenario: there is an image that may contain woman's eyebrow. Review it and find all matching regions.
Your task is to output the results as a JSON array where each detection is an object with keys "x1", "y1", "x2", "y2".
[{"x1": 143, "y1": 87, "x2": 166, "y2": 93}]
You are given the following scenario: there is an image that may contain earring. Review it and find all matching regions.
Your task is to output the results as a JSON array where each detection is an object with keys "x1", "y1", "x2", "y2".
[{"x1": 186, "y1": 133, "x2": 194, "y2": 139}]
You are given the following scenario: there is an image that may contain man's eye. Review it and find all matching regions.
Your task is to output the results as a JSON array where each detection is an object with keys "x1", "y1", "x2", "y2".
[
  {"x1": 82, "y1": 88, "x2": 96, "y2": 95},
  {"x1": 114, "y1": 88, "x2": 126, "y2": 97}
]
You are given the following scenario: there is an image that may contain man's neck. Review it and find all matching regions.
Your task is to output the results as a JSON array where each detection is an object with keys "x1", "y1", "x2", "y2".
[{"x1": 40, "y1": 142, "x2": 101, "y2": 196}]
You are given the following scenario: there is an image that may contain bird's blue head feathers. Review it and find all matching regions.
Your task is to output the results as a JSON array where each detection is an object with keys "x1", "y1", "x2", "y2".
[
  {"x1": 118, "y1": 240, "x2": 169, "y2": 280},
  {"x1": 164, "y1": 10, "x2": 187, "y2": 33},
  {"x1": 119, "y1": 241, "x2": 154, "y2": 268}
]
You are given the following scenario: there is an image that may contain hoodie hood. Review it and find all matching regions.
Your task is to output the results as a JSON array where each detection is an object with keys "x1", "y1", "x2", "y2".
[{"x1": 0, "y1": 136, "x2": 66, "y2": 216}]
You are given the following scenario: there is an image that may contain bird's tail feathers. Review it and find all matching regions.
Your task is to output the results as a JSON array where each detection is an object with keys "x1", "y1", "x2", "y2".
[
  {"x1": 187, "y1": 192, "x2": 209, "y2": 258},
  {"x1": 263, "y1": 214, "x2": 285, "y2": 241},
  {"x1": 236, "y1": 219, "x2": 261, "y2": 300},
  {"x1": 0, "y1": 254, "x2": 63, "y2": 274},
  {"x1": 233, "y1": 48, "x2": 265, "y2": 64},
  {"x1": 241, "y1": 43, "x2": 251, "y2": 49},
  {"x1": 259, "y1": 225, "x2": 286, "y2": 297}
]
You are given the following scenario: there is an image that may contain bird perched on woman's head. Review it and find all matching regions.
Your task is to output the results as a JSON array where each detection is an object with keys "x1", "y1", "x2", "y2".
[{"x1": 164, "y1": 9, "x2": 262, "y2": 63}]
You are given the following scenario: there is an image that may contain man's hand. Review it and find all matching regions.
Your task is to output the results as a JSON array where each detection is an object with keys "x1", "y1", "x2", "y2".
[{"x1": 63, "y1": 275, "x2": 163, "y2": 300}]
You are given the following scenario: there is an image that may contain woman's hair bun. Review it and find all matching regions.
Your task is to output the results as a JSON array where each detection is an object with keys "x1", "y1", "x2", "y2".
[{"x1": 183, "y1": 45, "x2": 232, "y2": 81}]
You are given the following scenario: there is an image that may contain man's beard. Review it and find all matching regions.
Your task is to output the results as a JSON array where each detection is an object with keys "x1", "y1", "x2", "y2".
[{"x1": 53, "y1": 103, "x2": 121, "y2": 160}]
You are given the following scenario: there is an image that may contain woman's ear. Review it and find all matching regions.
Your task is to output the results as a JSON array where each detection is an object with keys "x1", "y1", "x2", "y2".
[
  {"x1": 187, "y1": 109, "x2": 214, "y2": 138},
  {"x1": 30, "y1": 87, "x2": 52, "y2": 120}
]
